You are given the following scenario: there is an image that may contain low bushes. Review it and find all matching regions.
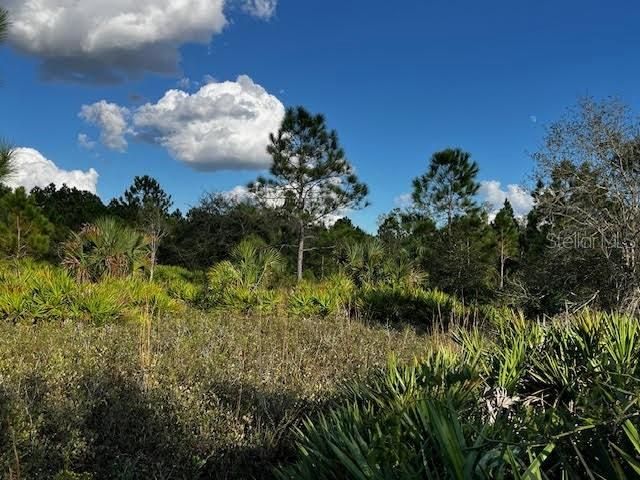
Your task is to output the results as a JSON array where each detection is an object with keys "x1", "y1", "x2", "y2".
[
  {"x1": 0, "y1": 308, "x2": 430, "y2": 478},
  {"x1": 354, "y1": 285, "x2": 506, "y2": 329},
  {"x1": 0, "y1": 256, "x2": 503, "y2": 330},
  {"x1": 0, "y1": 261, "x2": 182, "y2": 324},
  {"x1": 288, "y1": 274, "x2": 354, "y2": 317},
  {"x1": 153, "y1": 264, "x2": 204, "y2": 303},
  {"x1": 279, "y1": 310, "x2": 640, "y2": 478}
]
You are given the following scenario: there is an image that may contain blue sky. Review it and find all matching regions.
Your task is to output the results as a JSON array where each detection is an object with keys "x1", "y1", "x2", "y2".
[{"x1": 1, "y1": 0, "x2": 639, "y2": 232}]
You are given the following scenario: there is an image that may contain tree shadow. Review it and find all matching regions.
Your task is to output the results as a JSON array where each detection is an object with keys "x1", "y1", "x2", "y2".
[
  {"x1": 197, "y1": 380, "x2": 333, "y2": 479},
  {"x1": 0, "y1": 369, "x2": 337, "y2": 479},
  {"x1": 0, "y1": 369, "x2": 198, "y2": 479}
]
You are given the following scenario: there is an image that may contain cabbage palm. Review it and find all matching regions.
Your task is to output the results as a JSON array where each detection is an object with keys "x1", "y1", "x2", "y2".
[
  {"x1": 225, "y1": 237, "x2": 283, "y2": 289},
  {"x1": 206, "y1": 237, "x2": 283, "y2": 309},
  {"x1": 63, "y1": 217, "x2": 150, "y2": 282},
  {"x1": 340, "y1": 239, "x2": 424, "y2": 288},
  {"x1": 341, "y1": 239, "x2": 386, "y2": 286}
]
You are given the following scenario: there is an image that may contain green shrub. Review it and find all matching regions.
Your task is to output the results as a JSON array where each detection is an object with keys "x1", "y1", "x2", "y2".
[
  {"x1": 206, "y1": 238, "x2": 285, "y2": 313},
  {"x1": 0, "y1": 307, "x2": 429, "y2": 478},
  {"x1": 154, "y1": 264, "x2": 202, "y2": 284},
  {"x1": 288, "y1": 274, "x2": 354, "y2": 317},
  {"x1": 339, "y1": 238, "x2": 426, "y2": 290},
  {"x1": 62, "y1": 217, "x2": 149, "y2": 282},
  {"x1": 0, "y1": 261, "x2": 182, "y2": 325},
  {"x1": 154, "y1": 265, "x2": 204, "y2": 303},
  {"x1": 75, "y1": 285, "x2": 126, "y2": 325},
  {"x1": 279, "y1": 311, "x2": 640, "y2": 479}
]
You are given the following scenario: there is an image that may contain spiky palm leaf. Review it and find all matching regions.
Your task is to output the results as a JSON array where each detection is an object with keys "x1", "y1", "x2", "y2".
[
  {"x1": 0, "y1": 140, "x2": 15, "y2": 185},
  {"x1": 62, "y1": 217, "x2": 150, "y2": 282}
]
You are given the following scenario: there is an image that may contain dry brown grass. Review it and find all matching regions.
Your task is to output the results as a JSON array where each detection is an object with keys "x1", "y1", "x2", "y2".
[{"x1": 0, "y1": 308, "x2": 433, "y2": 479}]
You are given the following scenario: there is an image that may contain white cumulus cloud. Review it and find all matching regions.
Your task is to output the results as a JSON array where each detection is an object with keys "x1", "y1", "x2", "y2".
[
  {"x1": 5, "y1": 148, "x2": 99, "y2": 194},
  {"x1": 479, "y1": 180, "x2": 534, "y2": 220},
  {"x1": 79, "y1": 101, "x2": 130, "y2": 152},
  {"x1": 222, "y1": 185, "x2": 255, "y2": 203},
  {"x1": 4, "y1": 0, "x2": 276, "y2": 83},
  {"x1": 81, "y1": 75, "x2": 285, "y2": 171}
]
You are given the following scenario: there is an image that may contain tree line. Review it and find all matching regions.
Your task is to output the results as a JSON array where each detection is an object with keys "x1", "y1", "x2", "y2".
[{"x1": 1, "y1": 96, "x2": 639, "y2": 316}]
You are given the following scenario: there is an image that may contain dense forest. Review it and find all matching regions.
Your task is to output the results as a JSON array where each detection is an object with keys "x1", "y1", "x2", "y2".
[{"x1": 2, "y1": 7, "x2": 640, "y2": 479}]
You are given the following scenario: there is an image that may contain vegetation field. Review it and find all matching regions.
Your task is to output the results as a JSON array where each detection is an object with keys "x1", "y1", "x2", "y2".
[
  {"x1": 0, "y1": 301, "x2": 431, "y2": 478},
  {"x1": 1, "y1": 10, "x2": 640, "y2": 474}
]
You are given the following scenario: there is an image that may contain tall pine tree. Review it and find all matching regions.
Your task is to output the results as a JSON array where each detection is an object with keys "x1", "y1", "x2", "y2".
[
  {"x1": 110, "y1": 176, "x2": 173, "y2": 280},
  {"x1": 250, "y1": 107, "x2": 369, "y2": 280},
  {"x1": 492, "y1": 199, "x2": 520, "y2": 289},
  {"x1": 412, "y1": 148, "x2": 479, "y2": 232}
]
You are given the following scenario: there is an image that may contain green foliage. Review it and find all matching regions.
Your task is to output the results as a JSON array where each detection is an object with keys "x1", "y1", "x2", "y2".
[
  {"x1": 250, "y1": 106, "x2": 369, "y2": 279},
  {"x1": 54, "y1": 471, "x2": 94, "y2": 480},
  {"x1": 206, "y1": 237, "x2": 285, "y2": 312},
  {"x1": 160, "y1": 192, "x2": 295, "y2": 271},
  {"x1": 0, "y1": 299, "x2": 428, "y2": 478},
  {"x1": 0, "y1": 139, "x2": 14, "y2": 185},
  {"x1": 280, "y1": 311, "x2": 640, "y2": 479},
  {"x1": 289, "y1": 273, "x2": 355, "y2": 317},
  {"x1": 492, "y1": 199, "x2": 520, "y2": 289},
  {"x1": 0, "y1": 187, "x2": 54, "y2": 259},
  {"x1": 108, "y1": 175, "x2": 173, "y2": 223},
  {"x1": 0, "y1": 261, "x2": 181, "y2": 325},
  {"x1": 339, "y1": 238, "x2": 426, "y2": 289},
  {"x1": 303, "y1": 218, "x2": 372, "y2": 279},
  {"x1": 153, "y1": 264, "x2": 204, "y2": 303},
  {"x1": 62, "y1": 217, "x2": 149, "y2": 282},
  {"x1": 355, "y1": 286, "x2": 473, "y2": 328},
  {"x1": 412, "y1": 148, "x2": 480, "y2": 228},
  {"x1": 30, "y1": 183, "x2": 107, "y2": 235}
]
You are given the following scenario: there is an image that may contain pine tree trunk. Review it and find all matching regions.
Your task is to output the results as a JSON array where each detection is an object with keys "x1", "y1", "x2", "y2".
[
  {"x1": 500, "y1": 241, "x2": 505, "y2": 290},
  {"x1": 15, "y1": 215, "x2": 21, "y2": 259},
  {"x1": 150, "y1": 240, "x2": 156, "y2": 282},
  {"x1": 297, "y1": 221, "x2": 305, "y2": 281}
]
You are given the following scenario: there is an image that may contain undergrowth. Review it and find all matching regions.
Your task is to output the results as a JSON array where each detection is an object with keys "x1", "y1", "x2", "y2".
[{"x1": 278, "y1": 310, "x2": 640, "y2": 479}]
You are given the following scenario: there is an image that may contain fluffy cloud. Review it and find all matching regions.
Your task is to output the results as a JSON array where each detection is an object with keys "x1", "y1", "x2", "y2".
[
  {"x1": 479, "y1": 180, "x2": 534, "y2": 219},
  {"x1": 6, "y1": 148, "x2": 99, "y2": 194},
  {"x1": 79, "y1": 101, "x2": 130, "y2": 152},
  {"x1": 223, "y1": 185, "x2": 255, "y2": 203},
  {"x1": 4, "y1": 0, "x2": 277, "y2": 83},
  {"x1": 393, "y1": 182, "x2": 534, "y2": 221},
  {"x1": 82, "y1": 75, "x2": 285, "y2": 171}
]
